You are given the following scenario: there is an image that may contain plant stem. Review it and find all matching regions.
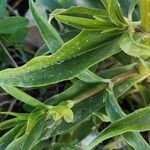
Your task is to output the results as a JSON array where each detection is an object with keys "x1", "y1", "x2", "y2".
[{"x1": 140, "y1": 0, "x2": 150, "y2": 45}]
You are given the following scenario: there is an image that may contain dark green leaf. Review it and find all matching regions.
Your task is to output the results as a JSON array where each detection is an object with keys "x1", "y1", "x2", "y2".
[
  {"x1": 6, "y1": 135, "x2": 27, "y2": 150},
  {"x1": 0, "y1": 31, "x2": 122, "y2": 87},
  {"x1": 105, "y1": 90, "x2": 150, "y2": 150},
  {"x1": 0, "y1": 17, "x2": 28, "y2": 34},
  {"x1": 0, "y1": 125, "x2": 24, "y2": 150},
  {"x1": 30, "y1": 0, "x2": 64, "y2": 53},
  {"x1": 85, "y1": 105, "x2": 150, "y2": 150}
]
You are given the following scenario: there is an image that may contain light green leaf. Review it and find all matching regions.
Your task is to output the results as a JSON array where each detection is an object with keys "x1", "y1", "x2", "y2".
[
  {"x1": 0, "y1": 111, "x2": 29, "y2": 118},
  {"x1": 45, "y1": 80, "x2": 102, "y2": 105},
  {"x1": 1, "y1": 85, "x2": 48, "y2": 108},
  {"x1": 120, "y1": 31, "x2": 150, "y2": 57},
  {"x1": 0, "y1": 17, "x2": 28, "y2": 34},
  {"x1": 107, "y1": 0, "x2": 127, "y2": 26},
  {"x1": 53, "y1": 14, "x2": 115, "y2": 30},
  {"x1": 51, "y1": 4, "x2": 115, "y2": 30},
  {"x1": 49, "y1": 101, "x2": 74, "y2": 123},
  {"x1": 57, "y1": 6, "x2": 108, "y2": 16},
  {"x1": 137, "y1": 58, "x2": 150, "y2": 75}
]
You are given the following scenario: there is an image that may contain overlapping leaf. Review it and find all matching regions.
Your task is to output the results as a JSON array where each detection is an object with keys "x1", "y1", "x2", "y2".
[
  {"x1": 51, "y1": 5, "x2": 115, "y2": 30},
  {"x1": 0, "y1": 17, "x2": 28, "y2": 34},
  {"x1": 120, "y1": 31, "x2": 150, "y2": 57},
  {"x1": 0, "y1": 30, "x2": 122, "y2": 87},
  {"x1": 85, "y1": 105, "x2": 150, "y2": 150}
]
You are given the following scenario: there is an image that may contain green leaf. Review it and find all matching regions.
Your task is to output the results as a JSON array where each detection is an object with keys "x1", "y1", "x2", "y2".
[
  {"x1": 30, "y1": 0, "x2": 112, "y2": 84},
  {"x1": 136, "y1": 84, "x2": 150, "y2": 106},
  {"x1": 39, "y1": 0, "x2": 61, "y2": 11},
  {"x1": 53, "y1": 14, "x2": 115, "y2": 30},
  {"x1": 113, "y1": 74, "x2": 143, "y2": 98},
  {"x1": 52, "y1": 6, "x2": 108, "y2": 16},
  {"x1": 137, "y1": 58, "x2": 150, "y2": 75},
  {"x1": 0, "y1": 111, "x2": 29, "y2": 118},
  {"x1": 78, "y1": 70, "x2": 110, "y2": 83},
  {"x1": 105, "y1": 90, "x2": 150, "y2": 150},
  {"x1": 51, "y1": 5, "x2": 114, "y2": 30},
  {"x1": 101, "y1": 0, "x2": 108, "y2": 9},
  {"x1": 49, "y1": 101, "x2": 74, "y2": 123},
  {"x1": 0, "y1": 0, "x2": 7, "y2": 17},
  {"x1": 26, "y1": 109, "x2": 45, "y2": 133},
  {"x1": 98, "y1": 63, "x2": 136, "y2": 79},
  {"x1": 6, "y1": 135, "x2": 27, "y2": 150},
  {"x1": 120, "y1": 31, "x2": 150, "y2": 57},
  {"x1": 41, "y1": 81, "x2": 106, "y2": 138},
  {"x1": 44, "y1": 67, "x2": 142, "y2": 137},
  {"x1": 1, "y1": 85, "x2": 48, "y2": 108},
  {"x1": 128, "y1": 0, "x2": 138, "y2": 20},
  {"x1": 45, "y1": 80, "x2": 102, "y2": 105},
  {"x1": 0, "y1": 17, "x2": 28, "y2": 34},
  {"x1": 0, "y1": 30, "x2": 122, "y2": 87},
  {"x1": 30, "y1": 0, "x2": 64, "y2": 53},
  {"x1": 0, "y1": 125, "x2": 24, "y2": 150},
  {"x1": 42, "y1": 92, "x2": 105, "y2": 137},
  {"x1": 22, "y1": 115, "x2": 46, "y2": 150},
  {"x1": 107, "y1": 0, "x2": 127, "y2": 26},
  {"x1": 7, "y1": 28, "x2": 28, "y2": 44},
  {"x1": 0, "y1": 118, "x2": 27, "y2": 130},
  {"x1": 85, "y1": 105, "x2": 150, "y2": 150},
  {"x1": 35, "y1": 44, "x2": 50, "y2": 57}
]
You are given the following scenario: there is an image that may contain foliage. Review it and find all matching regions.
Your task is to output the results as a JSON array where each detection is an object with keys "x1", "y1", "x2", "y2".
[{"x1": 0, "y1": 0, "x2": 150, "y2": 150}]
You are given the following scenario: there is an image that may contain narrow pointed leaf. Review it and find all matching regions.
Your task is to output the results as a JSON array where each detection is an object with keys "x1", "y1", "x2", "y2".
[
  {"x1": 85, "y1": 105, "x2": 150, "y2": 150},
  {"x1": 0, "y1": 112, "x2": 29, "y2": 118},
  {"x1": 128, "y1": 0, "x2": 138, "y2": 20},
  {"x1": 0, "y1": 125, "x2": 24, "y2": 150},
  {"x1": 0, "y1": 118, "x2": 27, "y2": 130},
  {"x1": 0, "y1": 0, "x2": 7, "y2": 17},
  {"x1": 30, "y1": 0, "x2": 64, "y2": 53},
  {"x1": 22, "y1": 115, "x2": 46, "y2": 150},
  {"x1": 1, "y1": 85, "x2": 48, "y2": 108},
  {"x1": 6, "y1": 135, "x2": 27, "y2": 150},
  {"x1": 105, "y1": 90, "x2": 150, "y2": 150},
  {"x1": 53, "y1": 14, "x2": 115, "y2": 30},
  {"x1": 0, "y1": 31, "x2": 122, "y2": 87},
  {"x1": 58, "y1": 6, "x2": 108, "y2": 16}
]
